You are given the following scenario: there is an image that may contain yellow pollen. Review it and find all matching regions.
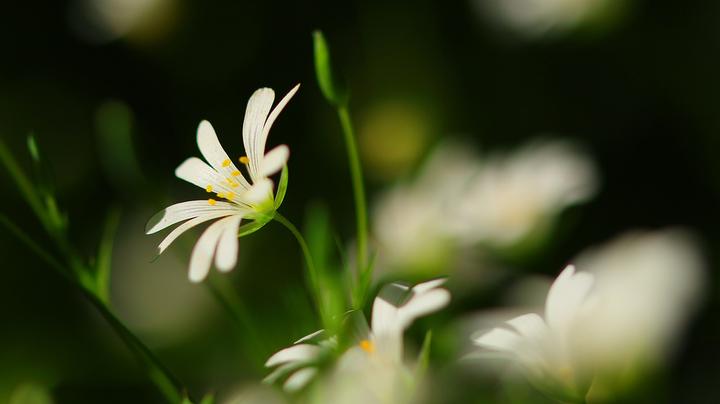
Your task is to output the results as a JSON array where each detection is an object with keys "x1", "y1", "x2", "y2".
[
  {"x1": 231, "y1": 170, "x2": 241, "y2": 177},
  {"x1": 222, "y1": 159, "x2": 231, "y2": 167},
  {"x1": 207, "y1": 199, "x2": 216, "y2": 206},
  {"x1": 226, "y1": 192, "x2": 235, "y2": 200},
  {"x1": 205, "y1": 185, "x2": 213, "y2": 193},
  {"x1": 217, "y1": 192, "x2": 225, "y2": 198},
  {"x1": 239, "y1": 156, "x2": 250, "y2": 165},
  {"x1": 359, "y1": 339, "x2": 374, "y2": 354}
]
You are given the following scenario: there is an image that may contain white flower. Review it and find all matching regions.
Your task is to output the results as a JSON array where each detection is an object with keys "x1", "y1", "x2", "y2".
[
  {"x1": 475, "y1": 0, "x2": 623, "y2": 38},
  {"x1": 473, "y1": 265, "x2": 595, "y2": 401},
  {"x1": 452, "y1": 140, "x2": 597, "y2": 247},
  {"x1": 472, "y1": 230, "x2": 705, "y2": 400},
  {"x1": 264, "y1": 279, "x2": 451, "y2": 395},
  {"x1": 372, "y1": 142, "x2": 480, "y2": 273},
  {"x1": 145, "y1": 84, "x2": 299, "y2": 282}
]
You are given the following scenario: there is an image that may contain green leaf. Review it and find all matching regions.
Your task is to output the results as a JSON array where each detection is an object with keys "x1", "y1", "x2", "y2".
[
  {"x1": 415, "y1": 330, "x2": 433, "y2": 380},
  {"x1": 26, "y1": 134, "x2": 40, "y2": 164},
  {"x1": 313, "y1": 30, "x2": 348, "y2": 107},
  {"x1": 274, "y1": 164, "x2": 289, "y2": 209},
  {"x1": 0, "y1": 138, "x2": 49, "y2": 229},
  {"x1": 95, "y1": 207, "x2": 121, "y2": 304}
]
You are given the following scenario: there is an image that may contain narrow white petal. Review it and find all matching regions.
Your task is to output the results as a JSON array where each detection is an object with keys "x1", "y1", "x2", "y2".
[
  {"x1": 196, "y1": 120, "x2": 250, "y2": 189},
  {"x1": 371, "y1": 290, "x2": 402, "y2": 338},
  {"x1": 397, "y1": 288, "x2": 451, "y2": 329},
  {"x1": 259, "y1": 84, "x2": 300, "y2": 155},
  {"x1": 506, "y1": 313, "x2": 547, "y2": 341},
  {"x1": 215, "y1": 216, "x2": 243, "y2": 272},
  {"x1": 259, "y1": 144, "x2": 289, "y2": 177},
  {"x1": 146, "y1": 200, "x2": 235, "y2": 234},
  {"x1": 265, "y1": 344, "x2": 321, "y2": 367},
  {"x1": 157, "y1": 211, "x2": 238, "y2": 254},
  {"x1": 188, "y1": 216, "x2": 237, "y2": 282},
  {"x1": 411, "y1": 278, "x2": 448, "y2": 294},
  {"x1": 545, "y1": 265, "x2": 594, "y2": 332},
  {"x1": 294, "y1": 329, "x2": 325, "y2": 344},
  {"x1": 474, "y1": 327, "x2": 522, "y2": 352},
  {"x1": 283, "y1": 368, "x2": 317, "y2": 392},
  {"x1": 242, "y1": 88, "x2": 275, "y2": 180},
  {"x1": 243, "y1": 178, "x2": 274, "y2": 205}
]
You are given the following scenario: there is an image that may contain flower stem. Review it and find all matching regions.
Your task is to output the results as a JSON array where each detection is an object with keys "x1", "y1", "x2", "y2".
[
  {"x1": 273, "y1": 212, "x2": 322, "y2": 317},
  {"x1": 0, "y1": 215, "x2": 186, "y2": 404},
  {"x1": 336, "y1": 106, "x2": 370, "y2": 308}
]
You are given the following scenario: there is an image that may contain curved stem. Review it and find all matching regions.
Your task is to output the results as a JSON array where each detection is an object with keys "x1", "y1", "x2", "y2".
[
  {"x1": 337, "y1": 106, "x2": 370, "y2": 307},
  {"x1": 273, "y1": 212, "x2": 322, "y2": 314},
  {"x1": 0, "y1": 214, "x2": 186, "y2": 403}
]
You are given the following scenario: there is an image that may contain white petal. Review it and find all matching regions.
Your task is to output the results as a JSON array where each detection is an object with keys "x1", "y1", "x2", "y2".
[
  {"x1": 259, "y1": 144, "x2": 289, "y2": 177},
  {"x1": 294, "y1": 329, "x2": 325, "y2": 344},
  {"x1": 283, "y1": 368, "x2": 317, "y2": 392},
  {"x1": 157, "y1": 211, "x2": 238, "y2": 254},
  {"x1": 259, "y1": 84, "x2": 300, "y2": 156},
  {"x1": 397, "y1": 288, "x2": 451, "y2": 329},
  {"x1": 242, "y1": 88, "x2": 275, "y2": 180},
  {"x1": 473, "y1": 327, "x2": 521, "y2": 352},
  {"x1": 146, "y1": 200, "x2": 235, "y2": 234},
  {"x1": 214, "y1": 216, "x2": 243, "y2": 272},
  {"x1": 506, "y1": 313, "x2": 547, "y2": 341},
  {"x1": 265, "y1": 344, "x2": 321, "y2": 367},
  {"x1": 243, "y1": 178, "x2": 274, "y2": 205},
  {"x1": 197, "y1": 120, "x2": 250, "y2": 188},
  {"x1": 188, "y1": 216, "x2": 237, "y2": 282},
  {"x1": 545, "y1": 265, "x2": 594, "y2": 332},
  {"x1": 371, "y1": 287, "x2": 404, "y2": 338},
  {"x1": 411, "y1": 278, "x2": 448, "y2": 294}
]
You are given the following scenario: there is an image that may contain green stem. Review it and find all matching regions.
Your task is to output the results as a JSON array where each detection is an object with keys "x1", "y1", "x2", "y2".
[
  {"x1": 336, "y1": 106, "x2": 369, "y2": 308},
  {"x1": 205, "y1": 280, "x2": 266, "y2": 371},
  {"x1": 273, "y1": 212, "x2": 322, "y2": 316},
  {"x1": 0, "y1": 214, "x2": 186, "y2": 403}
]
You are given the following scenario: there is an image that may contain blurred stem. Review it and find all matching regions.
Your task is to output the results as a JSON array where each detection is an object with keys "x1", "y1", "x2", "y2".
[
  {"x1": 273, "y1": 212, "x2": 323, "y2": 320},
  {"x1": 0, "y1": 217, "x2": 187, "y2": 403},
  {"x1": 0, "y1": 139, "x2": 50, "y2": 231},
  {"x1": 205, "y1": 280, "x2": 266, "y2": 371},
  {"x1": 336, "y1": 106, "x2": 370, "y2": 309}
]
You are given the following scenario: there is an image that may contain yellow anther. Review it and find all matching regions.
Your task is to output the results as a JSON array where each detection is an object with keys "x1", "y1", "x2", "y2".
[
  {"x1": 226, "y1": 178, "x2": 238, "y2": 187},
  {"x1": 239, "y1": 156, "x2": 250, "y2": 165},
  {"x1": 226, "y1": 192, "x2": 235, "y2": 200},
  {"x1": 231, "y1": 170, "x2": 241, "y2": 177},
  {"x1": 205, "y1": 185, "x2": 213, "y2": 193},
  {"x1": 217, "y1": 192, "x2": 225, "y2": 199},
  {"x1": 207, "y1": 199, "x2": 217, "y2": 206},
  {"x1": 222, "y1": 159, "x2": 231, "y2": 167},
  {"x1": 359, "y1": 339, "x2": 375, "y2": 354}
]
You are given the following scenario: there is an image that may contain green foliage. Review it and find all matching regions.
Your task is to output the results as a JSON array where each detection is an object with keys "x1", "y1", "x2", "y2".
[{"x1": 312, "y1": 30, "x2": 348, "y2": 107}]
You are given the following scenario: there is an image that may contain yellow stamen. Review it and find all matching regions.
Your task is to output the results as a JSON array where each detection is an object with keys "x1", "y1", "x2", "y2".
[
  {"x1": 222, "y1": 159, "x2": 231, "y2": 167},
  {"x1": 207, "y1": 199, "x2": 216, "y2": 206},
  {"x1": 226, "y1": 192, "x2": 235, "y2": 200},
  {"x1": 226, "y1": 178, "x2": 238, "y2": 187},
  {"x1": 217, "y1": 192, "x2": 225, "y2": 198},
  {"x1": 239, "y1": 156, "x2": 249, "y2": 165},
  {"x1": 359, "y1": 339, "x2": 374, "y2": 354},
  {"x1": 205, "y1": 185, "x2": 213, "y2": 193},
  {"x1": 231, "y1": 170, "x2": 241, "y2": 177}
]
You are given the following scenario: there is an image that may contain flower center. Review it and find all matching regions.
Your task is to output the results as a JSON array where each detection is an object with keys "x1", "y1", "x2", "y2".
[{"x1": 359, "y1": 339, "x2": 375, "y2": 354}]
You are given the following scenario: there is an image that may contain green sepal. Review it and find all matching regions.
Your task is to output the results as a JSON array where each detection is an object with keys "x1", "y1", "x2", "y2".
[
  {"x1": 95, "y1": 207, "x2": 121, "y2": 304},
  {"x1": 313, "y1": 30, "x2": 348, "y2": 107},
  {"x1": 274, "y1": 164, "x2": 289, "y2": 209},
  {"x1": 414, "y1": 330, "x2": 433, "y2": 380},
  {"x1": 237, "y1": 214, "x2": 274, "y2": 238}
]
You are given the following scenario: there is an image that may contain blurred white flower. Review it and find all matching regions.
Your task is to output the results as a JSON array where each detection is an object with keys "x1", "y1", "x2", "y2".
[
  {"x1": 573, "y1": 230, "x2": 705, "y2": 375},
  {"x1": 146, "y1": 85, "x2": 299, "y2": 282},
  {"x1": 372, "y1": 143, "x2": 480, "y2": 274},
  {"x1": 473, "y1": 265, "x2": 594, "y2": 401},
  {"x1": 452, "y1": 140, "x2": 597, "y2": 247},
  {"x1": 476, "y1": 0, "x2": 626, "y2": 38},
  {"x1": 372, "y1": 139, "x2": 597, "y2": 275},
  {"x1": 316, "y1": 279, "x2": 450, "y2": 404},
  {"x1": 265, "y1": 279, "x2": 450, "y2": 396},
  {"x1": 472, "y1": 230, "x2": 705, "y2": 400}
]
